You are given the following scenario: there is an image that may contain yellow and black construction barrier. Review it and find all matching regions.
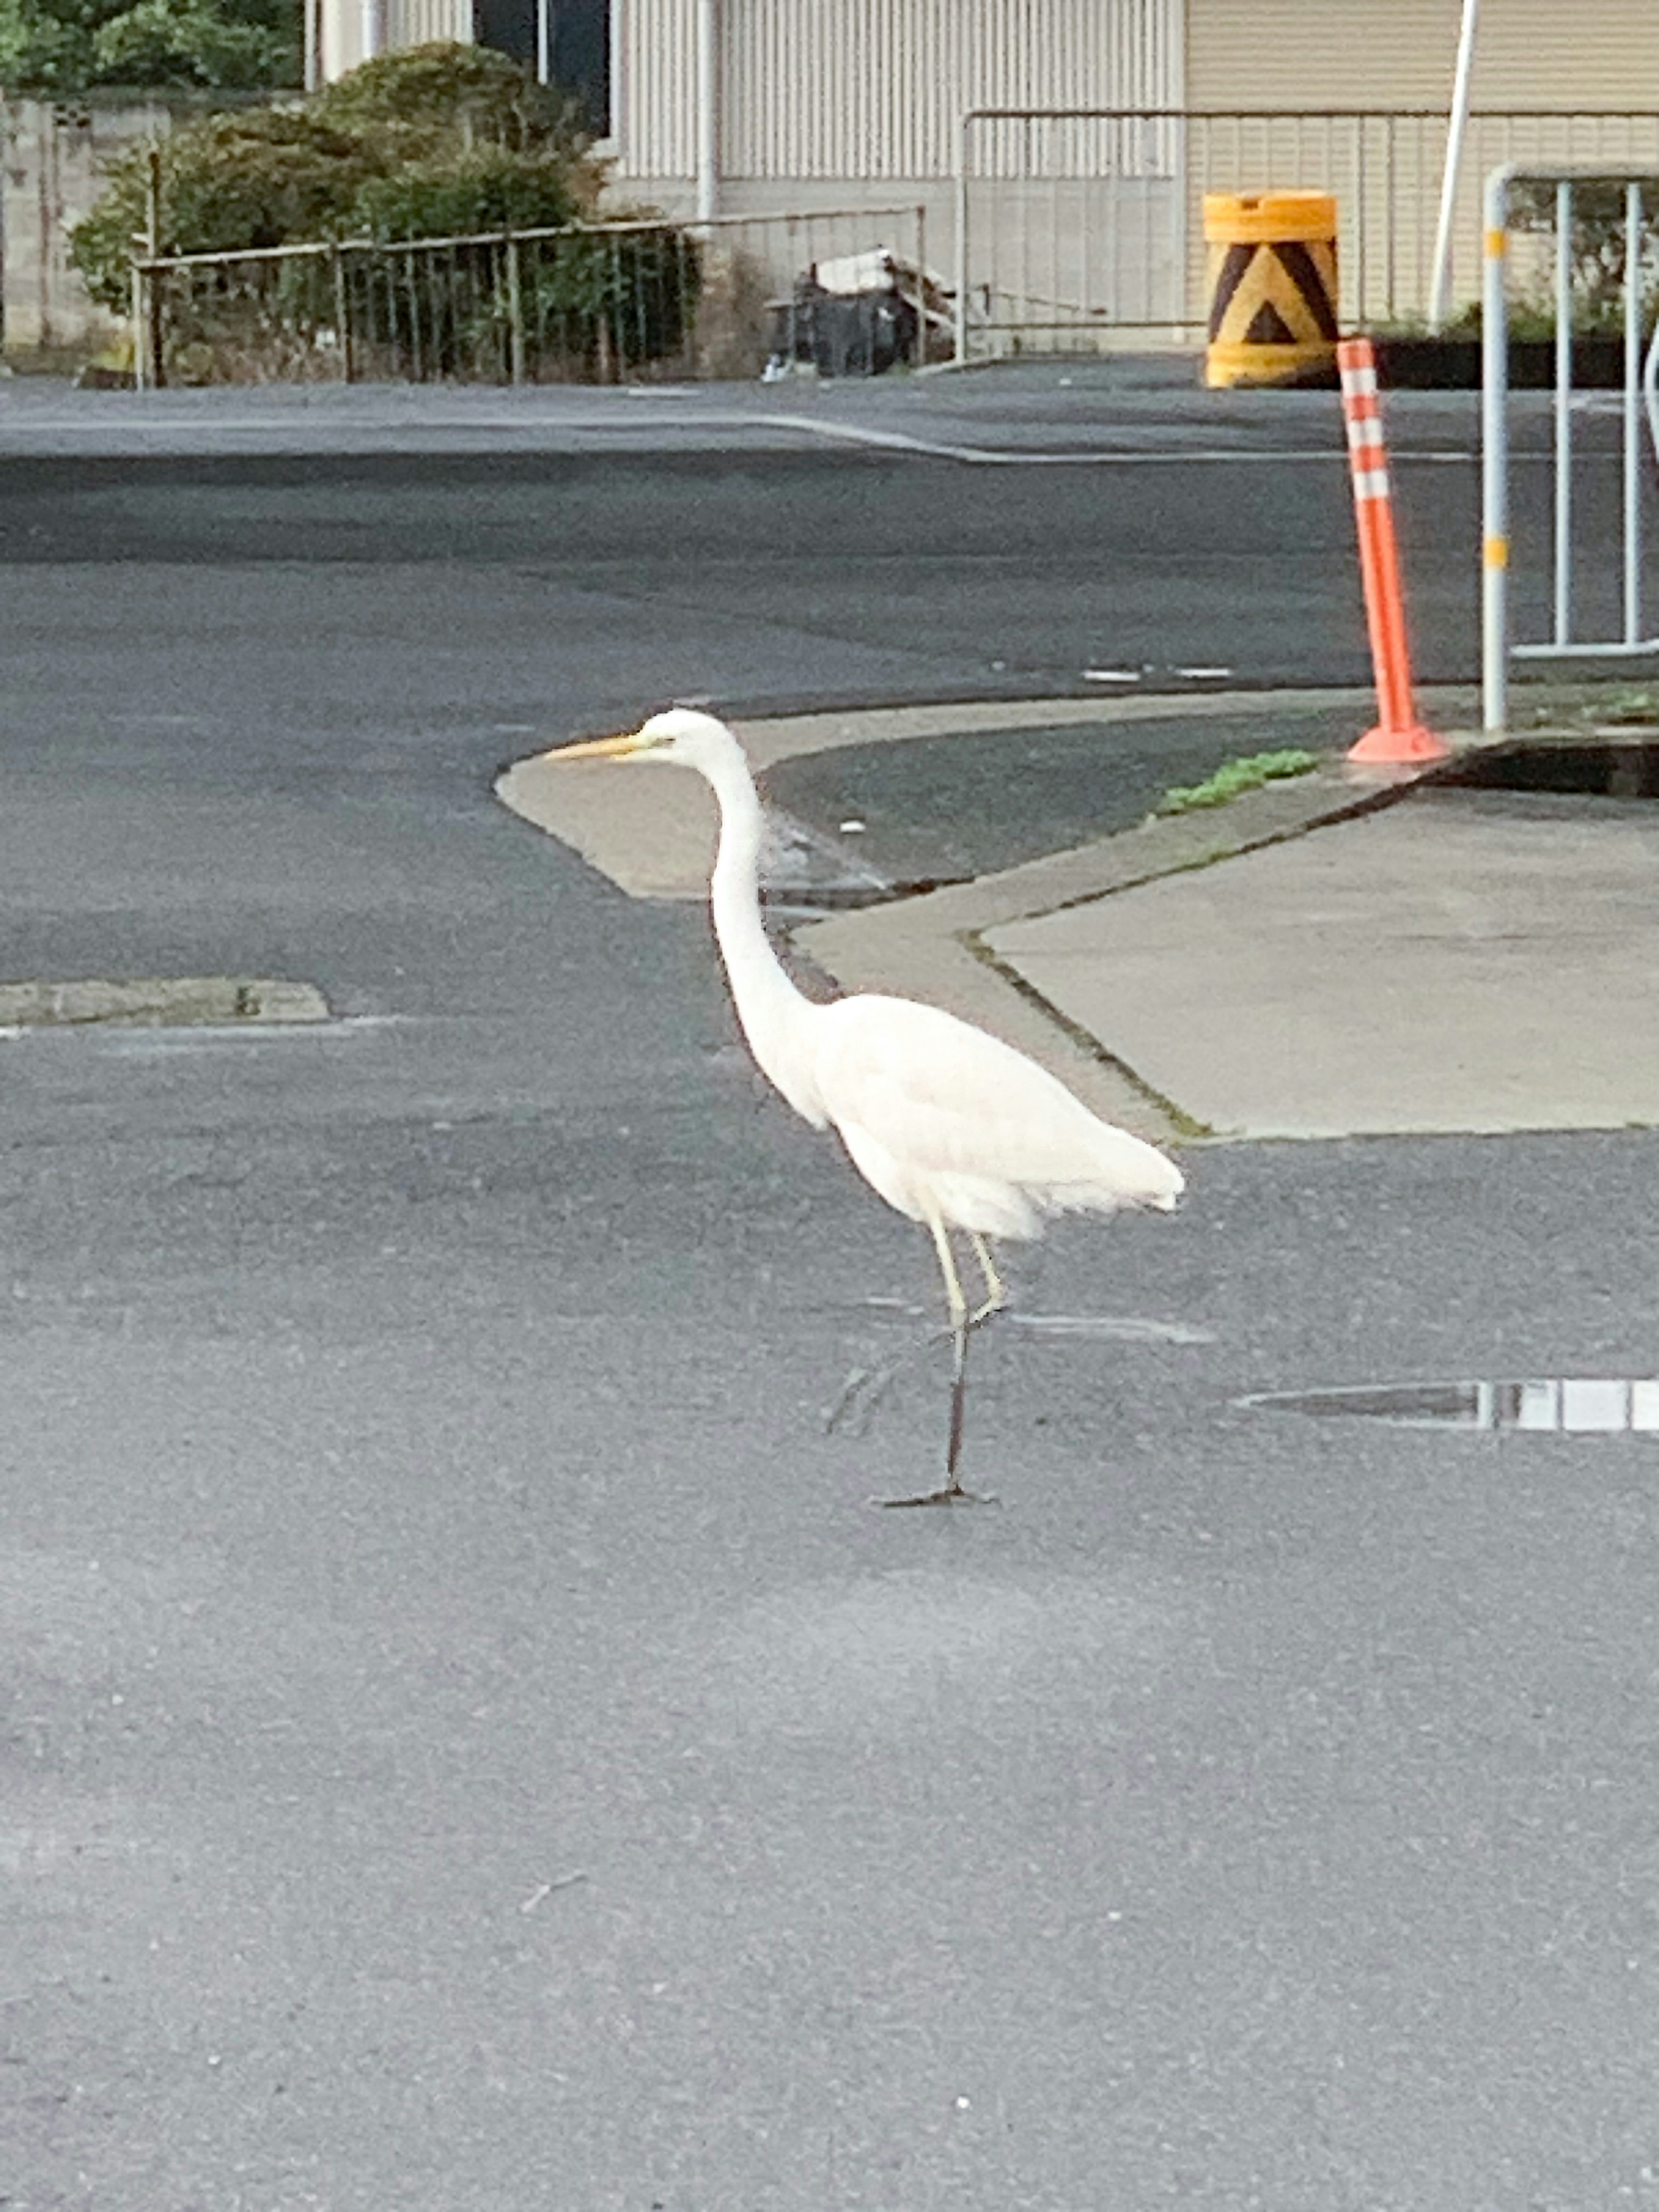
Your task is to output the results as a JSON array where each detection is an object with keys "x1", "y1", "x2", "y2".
[{"x1": 1204, "y1": 192, "x2": 1338, "y2": 388}]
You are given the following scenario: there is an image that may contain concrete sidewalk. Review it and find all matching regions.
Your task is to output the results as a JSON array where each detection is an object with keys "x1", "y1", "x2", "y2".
[{"x1": 498, "y1": 690, "x2": 1659, "y2": 1147}]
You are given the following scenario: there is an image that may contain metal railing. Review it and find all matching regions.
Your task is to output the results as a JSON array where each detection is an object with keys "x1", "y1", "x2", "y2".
[
  {"x1": 955, "y1": 108, "x2": 1659, "y2": 358},
  {"x1": 130, "y1": 204, "x2": 942, "y2": 387},
  {"x1": 1481, "y1": 163, "x2": 1659, "y2": 733}
]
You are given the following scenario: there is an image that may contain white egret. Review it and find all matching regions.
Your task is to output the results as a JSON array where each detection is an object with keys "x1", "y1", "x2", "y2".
[{"x1": 544, "y1": 709, "x2": 1183, "y2": 1506}]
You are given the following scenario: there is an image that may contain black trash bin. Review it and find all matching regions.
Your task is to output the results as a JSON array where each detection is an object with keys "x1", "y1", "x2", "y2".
[{"x1": 765, "y1": 253, "x2": 919, "y2": 380}]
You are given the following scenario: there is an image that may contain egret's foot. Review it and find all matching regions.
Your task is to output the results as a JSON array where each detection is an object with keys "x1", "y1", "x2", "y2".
[{"x1": 875, "y1": 1478, "x2": 1000, "y2": 1509}]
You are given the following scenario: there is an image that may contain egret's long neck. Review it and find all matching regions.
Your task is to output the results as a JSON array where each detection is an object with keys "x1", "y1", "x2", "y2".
[{"x1": 702, "y1": 746, "x2": 824, "y2": 1123}]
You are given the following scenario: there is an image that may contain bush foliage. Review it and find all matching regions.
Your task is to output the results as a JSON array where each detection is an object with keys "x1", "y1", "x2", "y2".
[
  {"x1": 69, "y1": 43, "x2": 702, "y2": 382},
  {"x1": 0, "y1": 0, "x2": 296, "y2": 92},
  {"x1": 72, "y1": 43, "x2": 600, "y2": 307}
]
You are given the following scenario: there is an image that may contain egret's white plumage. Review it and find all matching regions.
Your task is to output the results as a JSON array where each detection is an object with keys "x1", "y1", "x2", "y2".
[{"x1": 546, "y1": 708, "x2": 1183, "y2": 1503}]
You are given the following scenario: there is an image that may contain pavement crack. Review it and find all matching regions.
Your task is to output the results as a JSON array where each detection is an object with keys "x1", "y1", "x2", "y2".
[{"x1": 959, "y1": 928, "x2": 1215, "y2": 1141}]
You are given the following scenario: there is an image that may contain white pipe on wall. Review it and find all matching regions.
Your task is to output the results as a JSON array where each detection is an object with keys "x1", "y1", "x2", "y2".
[{"x1": 696, "y1": 0, "x2": 718, "y2": 220}]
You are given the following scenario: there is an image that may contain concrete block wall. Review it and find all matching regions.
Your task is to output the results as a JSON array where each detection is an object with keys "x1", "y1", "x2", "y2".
[{"x1": 3, "y1": 97, "x2": 178, "y2": 357}]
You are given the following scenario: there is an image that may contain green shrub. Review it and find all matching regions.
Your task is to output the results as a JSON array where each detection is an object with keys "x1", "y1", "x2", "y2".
[
  {"x1": 70, "y1": 44, "x2": 597, "y2": 307},
  {"x1": 90, "y1": 0, "x2": 290, "y2": 89},
  {"x1": 68, "y1": 42, "x2": 702, "y2": 381},
  {"x1": 0, "y1": 0, "x2": 297, "y2": 95},
  {"x1": 313, "y1": 40, "x2": 594, "y2": 165},
  {"x1": 72, "y1": 108, "x2": 385, "y2": 308},
  {"x1": 1508, "y1": 179, "x2": 1659, "y2": 335},
  {"x1": 352, "y1": 145, "x2": 579, "y2": 242},
  {"x1": 525, "y1": 225, "x2": 701, "y2": 366}
]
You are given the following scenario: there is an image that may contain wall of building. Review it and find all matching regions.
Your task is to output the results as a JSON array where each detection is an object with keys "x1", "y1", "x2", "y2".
[
  {"x1": 1186, "y1": 0, "x2": 1659, "y2": 112},
  {"x1": 613, "y1": 0, "x2": 1184, "y2": 184},
  {"x1": 318, "y1": 0, "x2": 470, "y2": 86},
  {"x1": 604, "y1": 0, "x2": 1185, "y2": 299},
  {"x1": 2, "y1": 98, "x2": 178, "y2": 356}
]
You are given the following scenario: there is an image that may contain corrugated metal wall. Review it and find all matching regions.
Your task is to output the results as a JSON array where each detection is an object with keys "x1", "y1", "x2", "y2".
[
  {"x1": 1188, "y1": 0, "x2": 1659, "y2": 112},
  {"x1": 615, "y1": 0, "x2": 1183, "y2": 180},
  {"x1": 323, "y1": 0, "x2": 469, "y2": 80},
  {"x1": 392, "y1": 0, "x2": 472, "y2": 48}
]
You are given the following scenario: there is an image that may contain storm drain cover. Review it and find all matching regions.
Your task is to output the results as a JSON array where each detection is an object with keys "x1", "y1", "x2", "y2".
[
  {"x1": 0, "y1": 977, "x2": 330, "y2": 1027},
  {"x1": 1243, "y1": 1379, "x2": 1659, "y2": 1433},
  {"x1": 1437, "y1": 739, "x2": 1659, "y2": 798}
]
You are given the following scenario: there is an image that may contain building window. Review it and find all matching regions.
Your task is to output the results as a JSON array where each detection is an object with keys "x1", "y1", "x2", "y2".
[{"x1": 473, "y1": 0, "x2": 610, "y2": 135}]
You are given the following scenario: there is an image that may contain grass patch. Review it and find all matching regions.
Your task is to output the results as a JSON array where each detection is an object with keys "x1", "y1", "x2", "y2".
[{"x1": 1156, "y1": 748, "x2": 1321, "y2": 815}]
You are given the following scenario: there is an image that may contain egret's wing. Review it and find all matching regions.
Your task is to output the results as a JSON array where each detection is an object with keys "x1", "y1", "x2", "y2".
[{"x1": 813, "y1": 994, "x2": 1181, "y2": 1207}]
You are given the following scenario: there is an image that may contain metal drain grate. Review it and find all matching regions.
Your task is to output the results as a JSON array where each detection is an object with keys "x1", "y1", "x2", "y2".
[{"x1": 0, "y1": 978, "x2": 329, "y2": 1028}]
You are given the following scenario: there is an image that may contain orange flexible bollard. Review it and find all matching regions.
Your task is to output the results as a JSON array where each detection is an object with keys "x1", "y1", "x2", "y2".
[{"x1": 1338, "y1": 337, "x2": 1448, "y2": 764}]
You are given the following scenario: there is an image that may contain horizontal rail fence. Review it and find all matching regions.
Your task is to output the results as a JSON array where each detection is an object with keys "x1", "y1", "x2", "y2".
[
  {"x1": 1481, "y1": 163, "x2": 1659, "y2": 734},
  {"x1": 957, "y1": 109, "x2": 1659, "y2": 357},
  {"x1": 132, "y1": 205, "x2": 934, "y2": 387}
]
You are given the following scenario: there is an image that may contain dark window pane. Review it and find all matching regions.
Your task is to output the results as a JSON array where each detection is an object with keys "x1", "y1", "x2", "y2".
[{"x1": 472, "y1": 0, "x2": 609, "y2": 134}]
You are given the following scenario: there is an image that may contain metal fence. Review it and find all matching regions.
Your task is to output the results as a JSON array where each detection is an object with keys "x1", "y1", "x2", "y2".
[
  {"x1": 956, "y1": 109, "x2": 1659, "y2": 356},
  {"x1": 1481, "y1": 163, "x2": 1659, "y2": 734},
  {"x1": 131, "y1": 204, "x2": 944, "y2": 387}
]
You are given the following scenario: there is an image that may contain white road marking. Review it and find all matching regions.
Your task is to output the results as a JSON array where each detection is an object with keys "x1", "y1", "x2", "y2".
[{"x1": 763, "y1": 413, "x2": 1472, "y2": 467}]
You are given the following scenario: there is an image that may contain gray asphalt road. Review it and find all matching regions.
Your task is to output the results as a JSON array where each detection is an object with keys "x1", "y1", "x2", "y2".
[
  {"x1": 7, "y1": 375, "x2": 1659, "y2": 2210},
  {"x1": 0, "y1": 365, "x2": 1626, "y2": 700},
  {"x1": 761, "y1": 709, "x2": 1366, "y2": 884}
]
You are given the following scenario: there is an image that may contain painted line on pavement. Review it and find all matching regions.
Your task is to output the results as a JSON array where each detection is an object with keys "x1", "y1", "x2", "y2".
[{"x1": 763, "y1": 414, "x2": 1471, "y2": 466}]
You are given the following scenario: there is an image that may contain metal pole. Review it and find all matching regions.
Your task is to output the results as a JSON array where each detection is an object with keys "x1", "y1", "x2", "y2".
[
  {"x1": 1553, "y1": 180, "x2": 1573, "y2": 645},
  {"x1": 695, "y1": 0, "x2": 718, "y2": 223},
  {"x1": 537, "y1": 0, "x2": 551, "y2": 86},
  {"x1": 1625, "y1": 180, "x2": 1643, "y2": 644},
  {"x1": 332, "y1": 243, "x2": 354, "y2": 383},
  {"x1": 1428, "y1": 0, "x2": 1480, "y2": 331},
  {"x1": 144, "y1": 143, "x2": 161, "y2": 257},
  {"x1": 143, "y1": 146, "x2": 164, "y2": 390},
  {"x1": 1482, "y1": 165, "x2": 1511, "y2": 734},
  {"x1": 505, "y1": 231, "x2": 527, "y2": 385},
  {"x1": 130, "y1": 262, "x2": 148, "y2": 391},
  {"x1": 954, "y1": 112, "x2": 970, "y2": 363},
  {"x1": 913, "y1": 202, "x2": 927, "y2": 368}
]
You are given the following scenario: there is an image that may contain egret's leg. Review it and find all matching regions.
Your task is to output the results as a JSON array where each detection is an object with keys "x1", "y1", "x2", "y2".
[
  {"x1": 967, "y1": 1233, "x2": 1007, "y2": 1328},
  {"x1": 878, "y1": 1217, "x2": 998, "y2": 1508}
]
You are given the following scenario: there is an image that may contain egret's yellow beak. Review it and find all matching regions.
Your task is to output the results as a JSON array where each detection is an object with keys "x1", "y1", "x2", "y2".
[{"x1": 540, "y1": 730, "x2": 652, "y2": 763}]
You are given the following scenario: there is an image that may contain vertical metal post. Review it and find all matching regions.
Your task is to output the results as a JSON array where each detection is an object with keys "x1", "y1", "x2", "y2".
[
  {"x1": 1624, "y1": 179, "x2": 1643, "y2": 644},
  {"x1": 1046, "y1": 118, "x2": 1058, "y2": 349},
  {"x1": 954, "y1": 113, "x2": 970, "y2": 363},
  {"x1": 130, "y1": 262, "x2": 149, "y2": 391},
  {"x1": 536, "y1": 0, "x2": 551, "y2": 86},
  {"x1": 143, "y1": 146, "x2": 164, "y2": 390},
  {"x1": 505, "y1": 231, "x2": 526, "y2": 385},
  {"x1": 1553, "y1": 179, "x2": 1573, "y2": 645},
  {"x1": 1481, "y1": 165, "x2": 1511, "y2": 734},
  {"x1": 912, "y1": 202, "x2": 927, "y2": 369},
  {"x1": 1385, "y1": 114, "x2": 1398, "y2": 323},
  {"x1": 1354, "y1": 115, "x2": 1368, "y2": 323},
  {"x1": 332, "y1": 243, "x2": 354, "y2": 383}
]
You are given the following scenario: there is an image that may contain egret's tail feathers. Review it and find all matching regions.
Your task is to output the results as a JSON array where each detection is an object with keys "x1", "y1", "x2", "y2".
[
  {"x1": 1074, "y1": 1126, "x2": 1185, "y2": 1214},
  {"x1": 1042, "y1": 1140, "x2": 1184, "y2": 1220}
]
